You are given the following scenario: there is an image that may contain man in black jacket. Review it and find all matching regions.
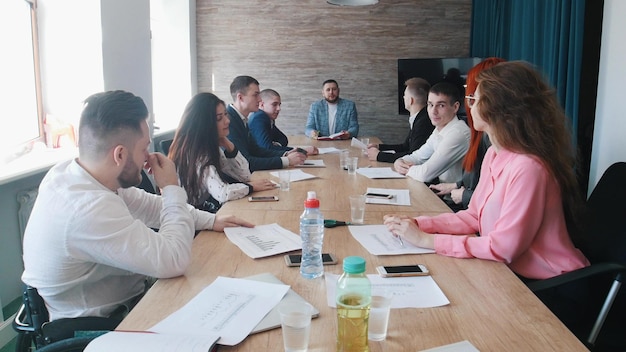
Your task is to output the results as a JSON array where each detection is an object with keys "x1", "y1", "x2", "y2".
[{"x1": 366, "y1": 77, "x2": 434, "y2": 163}]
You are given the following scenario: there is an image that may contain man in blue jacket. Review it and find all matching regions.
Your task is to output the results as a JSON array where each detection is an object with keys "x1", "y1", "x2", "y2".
[
  {"x1": 249, "y1": 89, "x2": 318, "y2": 155},
  {"x1": 227, "y1": 76, "x2": 306, "y2": 172},
  {"x1": 305, "y1": 79, "x2": 359, "y2": 139}
]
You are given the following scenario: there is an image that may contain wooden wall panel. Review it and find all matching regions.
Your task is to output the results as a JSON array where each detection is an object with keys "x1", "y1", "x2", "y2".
[{"x1": 196, "y1": 0, "x2": 472, "y2": 143}]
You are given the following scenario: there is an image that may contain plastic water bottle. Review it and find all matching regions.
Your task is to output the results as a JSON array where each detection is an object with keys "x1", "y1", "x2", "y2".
[
  {"x1": 336, "y1": 256, "x2": 371, "y2": 352},
  {"x1": 299, "y1": 191, "x2": 324, "y2": 279}
]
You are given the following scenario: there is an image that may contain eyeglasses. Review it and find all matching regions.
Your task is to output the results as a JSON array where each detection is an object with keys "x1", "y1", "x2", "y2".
[{"x1": 465, "y1": 95, "x2": 478, "y2": 108}]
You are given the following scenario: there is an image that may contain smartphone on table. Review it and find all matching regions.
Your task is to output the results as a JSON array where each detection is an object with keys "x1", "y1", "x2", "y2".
[
  {"x1": 284, "y1": 253, "x2": 338, "y2": 267},
  {"x1": 248, "y1": 196, "x2": 279, "y2": 202},
  {"x1": 376, "y1": 264, "x2": 429, "y2": 277}
]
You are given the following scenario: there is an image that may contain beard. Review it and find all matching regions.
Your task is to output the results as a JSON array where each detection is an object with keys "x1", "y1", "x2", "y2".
[
  {"x1": 324, "y1": 96, "x2": 338, "y2": 104},
  {"x1": 118, "y1": 157, "x2": 143, "y2": 188}
]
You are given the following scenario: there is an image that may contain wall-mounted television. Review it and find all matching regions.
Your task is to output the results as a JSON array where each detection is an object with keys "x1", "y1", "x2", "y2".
[{"x1": 397, "y1": 57, "x2": 483, "y2": 115}]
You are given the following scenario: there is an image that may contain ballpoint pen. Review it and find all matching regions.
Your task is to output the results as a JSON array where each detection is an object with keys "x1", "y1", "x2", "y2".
[{"x1": 395, "y1": 234, "x2": 405, "y2": 247}]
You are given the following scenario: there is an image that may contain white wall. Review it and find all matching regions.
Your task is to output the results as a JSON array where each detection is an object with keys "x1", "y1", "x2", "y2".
[{"x1": 589, "y1": 0, "x2": 626, "y2": 193}]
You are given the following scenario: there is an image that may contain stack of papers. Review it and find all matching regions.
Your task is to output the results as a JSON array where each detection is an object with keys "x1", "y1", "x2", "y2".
[
  {"x1": 317, "y1": 147, "x2": 342, "y2": 154},
  {"x1": 87, "y1": 276, "x2": 290, "y2": 349}
]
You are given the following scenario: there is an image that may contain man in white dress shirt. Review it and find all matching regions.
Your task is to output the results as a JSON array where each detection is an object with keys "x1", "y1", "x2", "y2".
[
  {"x1": 393, "y1": 82, "x2": 470, "y2": 184},
  {"x1": 21, "y1": 90, "x2": 252, "y2": 321}
]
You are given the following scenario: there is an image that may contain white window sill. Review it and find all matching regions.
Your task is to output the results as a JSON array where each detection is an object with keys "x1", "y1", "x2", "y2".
[{"x1": 0, "y1": 144, "x2": 78, "y2": 186}]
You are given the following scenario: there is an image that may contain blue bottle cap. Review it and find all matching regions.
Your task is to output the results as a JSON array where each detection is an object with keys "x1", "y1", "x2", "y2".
[{"x1": 343, "y1": 256, "x2": 366, "y2": 273}]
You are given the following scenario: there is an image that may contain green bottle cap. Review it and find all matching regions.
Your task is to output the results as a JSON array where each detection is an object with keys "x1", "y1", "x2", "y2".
[{"x1": 343, "y1": 256, "x2": 366, "y2": 273}]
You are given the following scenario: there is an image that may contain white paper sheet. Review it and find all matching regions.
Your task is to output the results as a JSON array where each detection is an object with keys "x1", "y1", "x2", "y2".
[
  {"x1": 325, "y1": 274, "x2": 449, "y2": 308},
  {"x1": 150, "y1": 277, "x2": 290, "y2": 346},
  {"x1": 85, "y1": 331, "x2": 219, "y2": 352},
  {"x1": 356, "y1": 167, "x2": 405, "y2": 179},
  {"x1": 224, "y1": 223, "x2": 302, "y2": 259},
  {"x1": 419, "y1": 340, "x2": 480, "y2": 352},
  {"x1": 365, "y1": 187, "x2": 411, "y2": 206},
  {"x1": 270, "y1": 169, "x2": 317, "y2": 182},
  {"x1": 298, "y1": 159, "x2": 326, "y2": 167},
  {"x1": 350, "y1": 137, "x2": 367, "y2": 150},
  {"x1": 317, "y1": 147, "x2": 342, "y2": 154},
  {"x1": 348, "y1": 224, "x2": 435, "y2": 255}
]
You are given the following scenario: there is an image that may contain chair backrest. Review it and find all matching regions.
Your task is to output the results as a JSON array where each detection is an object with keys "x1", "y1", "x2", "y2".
[
  {"x1": 159, "y1": 139, "x2": 173, "y2": 156},
  {"x1": 582, "y1": 162, "x2": 626, "y2": 265}
]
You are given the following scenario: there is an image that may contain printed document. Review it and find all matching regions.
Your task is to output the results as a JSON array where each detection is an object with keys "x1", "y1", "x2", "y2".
[
  {"x1": 298, "y1": 159, "x2": 326, "y2": 167},
  {"x1": 224, "y1": 223, "x2": 302, "y2": 258},
  {"x1": 350, "y1": 137, "x2": 367, "y2": 150},
  {"x1": 317, "y1": 147, "x2": 342, "y2": 154},
  {"x1": 149, "y1": 277, "x2": 290, "y2": 346},
  {"x1": 325, "y1": 274, "x2": 449, "y2": 308},
  {"x1": 348, "y1": 224, "x2": 435, "y2": 255}
]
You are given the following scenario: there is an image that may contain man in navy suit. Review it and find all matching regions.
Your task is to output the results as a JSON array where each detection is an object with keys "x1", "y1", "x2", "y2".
[
  {"x1": 249, "y1": 89, "x2": 318, "y2": 155},
  {"x1": 366, "y1": 77, "x2": 434, "y2": 163},
  {"x1": 305, "y1": 79, "x2": 359, "y2": 139},
  {"x1": 227, "y1": 76, "x2": 306, "y2": 172}
]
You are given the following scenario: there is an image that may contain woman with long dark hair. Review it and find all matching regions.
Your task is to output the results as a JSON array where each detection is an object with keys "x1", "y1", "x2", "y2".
[{"x1": 169, "y1": 93, "x2": 275, "y2": 212}]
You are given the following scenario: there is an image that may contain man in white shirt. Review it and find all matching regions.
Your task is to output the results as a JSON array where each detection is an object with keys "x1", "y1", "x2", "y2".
[
  {"x1": 394, "y1": 82, "x2": 470, "y2": 184},
  {"x1": 21, "y1": 90, "x2": 253, "y2": 321}
]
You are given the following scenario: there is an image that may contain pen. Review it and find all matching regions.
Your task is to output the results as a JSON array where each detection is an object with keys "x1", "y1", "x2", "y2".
[{"x1": 395, "y1": 234, "x2": 405, "y2": 247}]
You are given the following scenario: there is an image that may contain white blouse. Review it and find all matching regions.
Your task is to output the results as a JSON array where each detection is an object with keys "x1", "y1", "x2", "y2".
[{"x1": 201, "y1": 148, "x2": 252, "y2": 204}]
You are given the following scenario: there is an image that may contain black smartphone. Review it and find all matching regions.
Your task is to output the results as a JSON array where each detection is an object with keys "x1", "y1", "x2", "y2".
[
  {"x1": 284, "y1": 253, "x2": 338, "y2": 267},
  {"x1": 248, "y1": 196, "x2": 279, "y2": 202},
  {"x1": 365, "y1": 192, "x2": 394, "y2": 199},
  {"x1": 295, "y1": 147, "x2": 308, "y2": 155}
]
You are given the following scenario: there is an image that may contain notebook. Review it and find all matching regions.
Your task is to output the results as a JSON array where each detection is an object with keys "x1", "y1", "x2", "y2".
[{"x1": 245, "y1": 273, "x2": 320, "y2": 333}]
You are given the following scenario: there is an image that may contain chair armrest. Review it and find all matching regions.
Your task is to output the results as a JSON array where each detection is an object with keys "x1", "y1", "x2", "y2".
[{"x1": 527, "y1": 262, "x2": 626, "y2": 292}]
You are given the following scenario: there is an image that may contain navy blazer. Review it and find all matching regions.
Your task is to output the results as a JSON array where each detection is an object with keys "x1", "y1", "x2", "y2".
[
  {"x1": 248, "y1": 110, "x2": 291, "y2": 152},
  {"x1": 305, "y1": 98, "x2": 359, "y2": 137},
  {"x1": 226, "y1": 105, "x2": 285, "y2": 172},
  {"x1": 377, "y1": 107, "x2": 434, "y2": 163}
]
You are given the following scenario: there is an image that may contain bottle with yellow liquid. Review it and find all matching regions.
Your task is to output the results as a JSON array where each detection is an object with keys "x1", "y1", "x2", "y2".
[{"x1": 336, "y1": 256, "x2": 371, "y2": 352}]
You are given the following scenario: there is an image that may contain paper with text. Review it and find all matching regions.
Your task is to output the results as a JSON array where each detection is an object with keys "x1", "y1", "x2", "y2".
[
  {"x1": 365, "y1": 187, "x2": 411, "y2": 206},
  {"x1": 419, "y1": 340, "x2": 480, "y2": 352},
  {"x1": 270, "y1": 169, "x2": 317, "y2": 182},
  {"x1": 348, "y1": 224, "x2": 435, "y2": 255},
  {"x1": 325, "y1": 274, "x2": 449, "y2": 308},
  {"x1": 224, "y1": 223, "x2": 302, "y2": 259},
  {"x1": 356, "y1": 167, "x2": 405, "y2": 179},
  {"x1": 317, "y1": 147, "x2": 343, "y2": 154},
  {"x1": 150, "y1": 277, "x2": 290, "y2": 346},
  {"x1": 85, "y1": 331, "x2": 219, "y2": 352}
]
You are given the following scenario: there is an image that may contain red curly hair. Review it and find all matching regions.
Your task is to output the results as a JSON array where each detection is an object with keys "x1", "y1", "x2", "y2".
[{"x1": 462, "y1": 57, "x2": 506, "y2": 172}]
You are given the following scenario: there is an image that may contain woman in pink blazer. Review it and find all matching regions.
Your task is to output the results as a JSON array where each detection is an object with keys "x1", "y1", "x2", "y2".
[{"x1": 384, "y1": 61, "x2": 589, "y2": 280}]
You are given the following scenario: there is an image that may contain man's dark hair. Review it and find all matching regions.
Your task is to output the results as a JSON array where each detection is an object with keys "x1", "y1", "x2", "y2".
[
  {"x1": 429, "y1": 81, "x2": 461, "y2": 104},
  {"x1": 230, "y1": 75, "x2": 259, "y2": 101},
  {"x1": 322, "y1": 79, "x2": 339, "y2": 88},
  {"x1": 78, "y1": 90, "x2": 148, "y2": 159}
]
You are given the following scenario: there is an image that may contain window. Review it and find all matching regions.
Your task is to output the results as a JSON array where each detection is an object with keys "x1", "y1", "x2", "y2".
[{"x1": 0, "y1": 0, "x2": 43, "y2": 161}]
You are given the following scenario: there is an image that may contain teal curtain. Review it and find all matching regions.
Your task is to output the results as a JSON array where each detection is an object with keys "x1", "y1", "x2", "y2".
[{"x1": 470, "y1": 0, "x2": 586, "y2": 144}]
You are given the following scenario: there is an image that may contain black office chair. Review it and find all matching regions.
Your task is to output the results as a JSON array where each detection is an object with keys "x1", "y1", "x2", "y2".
[
  {"x1": 159, "y1": 139, "x2": 173, "y2": 156},
  {"x1": 527, "y1": 162, "x2": 626, "y2": 351},
  {"x1": 12, "y1": 285, "x2": 120, "y2": 352}
]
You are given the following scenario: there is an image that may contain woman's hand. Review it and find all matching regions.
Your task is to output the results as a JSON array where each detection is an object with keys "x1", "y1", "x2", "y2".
[
  {"x1": 248, "y1": 179, "x2": 277, "y2": 192},
  {"x1": 429, "y1": 183, "x2": 457, "y2": 196},
  {"x1": 383, "y1": 214, "x2": 435, "y2": 249},
  {"x1": 219, "y1": 137, "x2": 235, "y2": 152},
  {"x1": 212, "y1": 215, "x2": 254, "y2": 232},
  {"x1": 450, "y1": 186, "x2": 465, "y2": 204}
]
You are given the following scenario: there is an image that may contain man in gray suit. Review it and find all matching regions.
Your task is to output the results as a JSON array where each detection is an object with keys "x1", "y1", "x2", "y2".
[{"x1": 305, "y1": 79, "x2": 359, "y2": 140}]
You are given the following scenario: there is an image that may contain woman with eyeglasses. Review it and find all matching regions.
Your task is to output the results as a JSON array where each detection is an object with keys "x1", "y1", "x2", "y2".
[
  {"x1": 429, "y1": 57, "x2": 505, "y2": 211},
  {"x1": 168, "y1": 93, "x2": 275, "y2": 212},
  {"x1": 384, "y1": 61, "x2": 589, "y2": 280}
]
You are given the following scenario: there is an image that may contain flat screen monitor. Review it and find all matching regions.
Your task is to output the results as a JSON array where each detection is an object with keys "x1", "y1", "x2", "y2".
[{"x1": 397, "y1": 57, "x2": 482, "y2": 115}]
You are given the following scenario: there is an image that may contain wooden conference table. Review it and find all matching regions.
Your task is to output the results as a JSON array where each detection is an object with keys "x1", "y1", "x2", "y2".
[{"x1": 118, "y1": 137, "x2": 588, "y2": 351}]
